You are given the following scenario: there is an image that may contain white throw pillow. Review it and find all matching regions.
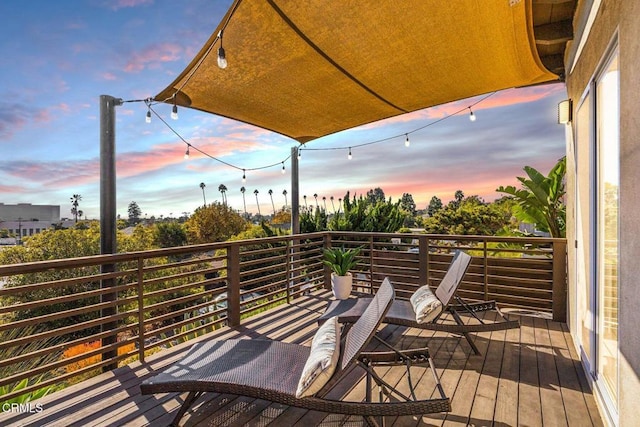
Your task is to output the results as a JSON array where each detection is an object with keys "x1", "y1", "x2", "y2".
[
  {"x1": 295, "y1": 315, "x2": 341, "y2": 398},
  {"x1": 410, "y1": 285, "x2": 443, "y2": 324}
]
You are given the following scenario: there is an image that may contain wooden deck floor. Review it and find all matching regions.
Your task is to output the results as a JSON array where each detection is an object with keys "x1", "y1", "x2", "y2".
[{"x1": 0, "y1": 291, "x2": 603, "y2": 427}]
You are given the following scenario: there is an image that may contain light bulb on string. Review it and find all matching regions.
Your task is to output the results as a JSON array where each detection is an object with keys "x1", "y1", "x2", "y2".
[
  {"x1": 281, "y1": 162, "x2": 286, "y2": 174},
  {"x1": 217, "y1": 31, "x2": 228, "y2": 69},
  {"x1": 297, "y1": 149, "x2": 302, "y2": 160},
  {"x1": 171, "y1": 104, "x2": 178, "y2": 120},
  {"x1": 468, "y1": 107, "x2": 476, "y2": 122},
  {"x1": 184, "y1": 145, "x2": 190, "y2": 159},
  {"x1": 242, "y1": 169, "x2": 246, "y2": 183},
  {"x1": 347, "y1": 147, "x2": 352, "y2": 160},
  {"x1": 405, "y1": 134, "x2": 410, "y2": 147},
  {"x1": 145, "y1": 109, "x2": 151, "y2": 124}
]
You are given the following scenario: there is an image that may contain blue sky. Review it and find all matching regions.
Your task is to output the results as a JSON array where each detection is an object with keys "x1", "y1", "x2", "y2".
[{"x1": 0, "y1": 0, "x2": 567, "y2": 220}]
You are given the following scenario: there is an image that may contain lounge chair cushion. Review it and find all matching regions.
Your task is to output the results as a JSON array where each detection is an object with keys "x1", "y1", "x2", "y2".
[
  {"x1": 410, "y1": 285, "x2": 443, "y2": 324},
  {"x1": 296, "y1": 315, "x2": 341, "y2": 398}
]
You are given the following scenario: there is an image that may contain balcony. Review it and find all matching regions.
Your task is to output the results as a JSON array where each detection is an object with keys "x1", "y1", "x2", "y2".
[{"x1": 0, "y1": 232, "x2": 602, "y2": 426}]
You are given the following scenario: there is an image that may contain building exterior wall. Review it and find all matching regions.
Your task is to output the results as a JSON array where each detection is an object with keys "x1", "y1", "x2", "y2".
[
  {"x1": 565, "y1": 0, "x2": 639, "y2": 425},
  {"x1": 0, "y1": 203, "x2": 60, "y2": 222},
  {"x1": 0, "y1": 204, "x2": 66, "y2": 243}
]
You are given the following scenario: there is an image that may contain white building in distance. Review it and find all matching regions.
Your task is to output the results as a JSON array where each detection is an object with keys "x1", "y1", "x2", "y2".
[{"x1": 0, "y1": 203, "x2": 74, "y2": 244}]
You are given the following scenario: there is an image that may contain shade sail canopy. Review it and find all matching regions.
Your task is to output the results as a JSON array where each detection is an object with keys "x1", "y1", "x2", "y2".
[{"x1": 156, "y1": 0, "x2": 558, "y2": 143}]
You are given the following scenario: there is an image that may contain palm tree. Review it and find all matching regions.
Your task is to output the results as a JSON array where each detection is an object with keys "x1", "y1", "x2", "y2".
[
  {"x1": 253, "y1": 189, "x2": 261, "y2": 215},
  {"x1": 496, "y1": 156, "x2": 566, "y2": 237},
  {"x1": 70, "y1": 194, "x2": 82, "y2": 223},
  {"x1": 199, "y1": 183, "x2": 207, "y2": 206},
  {"x1": 322, "y1": 196, "x2": 327, "y2": 211},
  {"x1": 330, "y1": 196, "x2": 335, "y2": 212},
  {"x1": 218, "y1": 184, "x2": 228, "y2": 205},
  {"x1": 303, "y1": 195, "x2": 307, "y2": 208},
  {"x1": 240, "y1": 186, "x2": 247, "y2": 217},
  {"x1": 268, "y1": 189, "x2": 275, "y2": 214},
  {"x1": 313, "y1": 193, "x2": 318, "y2": 208},
  {"x1": 283, "y1": 189, "x2": 288, "y2": 208}
]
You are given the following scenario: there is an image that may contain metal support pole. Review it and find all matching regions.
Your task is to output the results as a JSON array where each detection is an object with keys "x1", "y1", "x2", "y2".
[
  {"x1": 291, "y1": 146, "x2": 300, "y2": 235},
  {"x1": 100, "y1": 94, "x2": 122, "y2": 371},
  {"x1": 290, "y1": 146, "x2": 301, "y2": 296}
]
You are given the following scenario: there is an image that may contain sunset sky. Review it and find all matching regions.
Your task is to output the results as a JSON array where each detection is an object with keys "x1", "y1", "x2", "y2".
[{"x1": 0, "y1": 0, "x2": 567, "y2": 220}]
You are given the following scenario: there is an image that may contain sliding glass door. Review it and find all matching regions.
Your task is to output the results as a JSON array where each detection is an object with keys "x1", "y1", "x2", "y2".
[{"x1": 595, "y1": 49, "x2": 619, "y2": 402}]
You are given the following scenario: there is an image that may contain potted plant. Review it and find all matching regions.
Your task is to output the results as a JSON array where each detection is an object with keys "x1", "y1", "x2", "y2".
[{"x1": 322, "y1": 246, "x2": 361, "y2": 299}]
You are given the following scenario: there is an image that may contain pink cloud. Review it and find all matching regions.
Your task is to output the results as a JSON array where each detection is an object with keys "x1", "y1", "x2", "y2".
[
  {"x1": 33, "y1": 109, "x2": 52, "y2": 124},
  {"x1": 358, "y1": 84, "x2": 566, "y2": 129},
  {"x1": 425, "y1": 85, "x2": 566, "y2": 118},
  {"x1": 123, "y1": 43, "x2": 182, "y2": 73},
  {"x1": 1, "y1": 136, "x2": 276, "y2": 193},
  {"x1": 0, "y1": 184, "x2": 26, "y2": 193},
  {"x1": 101, "y1": 72, "x2": 118, "y2": 81}
]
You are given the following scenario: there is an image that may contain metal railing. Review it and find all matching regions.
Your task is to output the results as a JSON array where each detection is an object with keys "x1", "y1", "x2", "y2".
[{"x1": 0, "y1": 231, "x2": 566, "y2": 403}]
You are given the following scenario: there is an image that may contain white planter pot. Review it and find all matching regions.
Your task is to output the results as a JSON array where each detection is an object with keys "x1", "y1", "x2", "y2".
[{"x1": 331, "y1": 273, "x2": 353, "y2": 300}]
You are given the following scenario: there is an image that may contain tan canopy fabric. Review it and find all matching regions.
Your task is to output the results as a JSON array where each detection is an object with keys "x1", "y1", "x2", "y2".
[{"x1": 156, "y1": 0, "x2": 558, "y2": 143}]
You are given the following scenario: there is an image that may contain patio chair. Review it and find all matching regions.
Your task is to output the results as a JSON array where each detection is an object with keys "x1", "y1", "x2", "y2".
[
  {"x1": 318, "y1": 251, "x2": 520, "y2": 355},
  {"x1": 140, "y1": 278, "x2": 450, "y2": 427}
]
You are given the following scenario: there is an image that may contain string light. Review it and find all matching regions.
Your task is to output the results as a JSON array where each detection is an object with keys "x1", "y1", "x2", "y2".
[
  {"x1": 217, "y1": 30, "x2": 228, "y2": 69},
  {"x1": 171, "y1": 104, "x2": 178, "y2": 120},
  {"x1": 137, "y1": 91, "x2": 495, "y2": 182},
  {"x1": 242, "y1": 169, "x2": 246, "y2": 183}
]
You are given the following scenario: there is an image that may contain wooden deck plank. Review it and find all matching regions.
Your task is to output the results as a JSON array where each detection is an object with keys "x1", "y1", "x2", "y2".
[
  {"x1": 533, "y1": 317, "x2": 568, "y2": 427},
  {"x1": 0, "y1": 291, "x2": 604, "y2": 427},
  {"x1": 517, "y1": 316, "x2": 543, "y2": 427},
  {"x1": 544, "y1": 321, "x2": 597, "y2": 427},
  {"x1": 440, "y1": 318, "x2": 492, "y2": 427},
  {"x1": 389, "y1": 326, "x2": 458, "y2": 427},
  {"x1": 492, "y1": 323, "x2": 521, "y2": 427},
  {"x1": 468, "y1": 313, "x2": 506, "y2": 425},
  {"x1": 408, "y1": 315, "x2": 480, "y2": 427},
  {"x1": 556, "y1": 322, "x2": 604, "y2": 427}
]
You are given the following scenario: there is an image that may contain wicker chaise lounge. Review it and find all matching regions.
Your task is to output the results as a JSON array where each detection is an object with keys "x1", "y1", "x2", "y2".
[
  {"x1": 318, "y1": 251, "x2": 520, "y2": 355},
  {"x1": 141, "y1": 278, "x2": 450, "y2": 427}
]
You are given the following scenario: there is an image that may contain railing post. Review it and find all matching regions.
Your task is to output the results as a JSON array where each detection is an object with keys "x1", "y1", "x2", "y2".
[
  {"x1": 323, "y1": 233, "x2": 332, "y2": 292},
  {"x1": 419, "y1": 236, "x2": 428, "y2": 287},
  {"x1": 483, "y1": 238, "x2": 489, "y2": 301},
  {"x1": 368, "y1": 235, "x2": 374, "y2": 291},
  {"x1": 137, "y1": 257, "x2": 145, "y2": 363},
  {"x1": 552, "y1": 239, "x2": 568, "y2": 322},
  {"x1": 426, "y1": 236, "x2": 431, "y2": 286},
  {"x1": 227, "y1": 243, "x2": 241, "y2": 327},
  {"x1": 286, "y1": 238, "x2": 292, "y2": 303}
]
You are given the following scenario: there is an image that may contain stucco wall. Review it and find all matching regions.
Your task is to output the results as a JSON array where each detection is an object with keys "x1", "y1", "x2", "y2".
[
  {"x1": 565, "y1": 0, "x2": 640, "y2": 424},
  {"x1": 617, "y1": 0, "x2": 640, "y2": 423}
]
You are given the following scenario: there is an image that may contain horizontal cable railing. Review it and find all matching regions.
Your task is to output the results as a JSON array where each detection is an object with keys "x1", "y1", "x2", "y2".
[
  {"x1": 324, "y1": 232, "x2": 566, "y2": 317},
  {"x1": 0, "y1": 231, "x2": 565, "y2": 404}
]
